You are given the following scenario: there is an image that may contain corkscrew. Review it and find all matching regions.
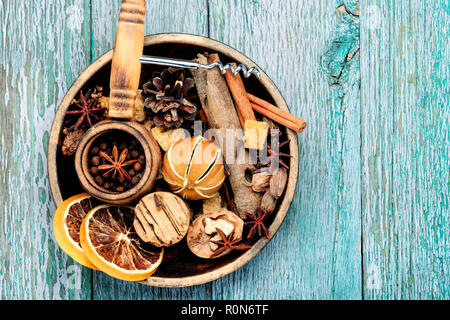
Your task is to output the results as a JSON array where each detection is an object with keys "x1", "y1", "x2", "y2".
[{"x1": 139, "y1": 55, "x2": 261, "y2": 78}]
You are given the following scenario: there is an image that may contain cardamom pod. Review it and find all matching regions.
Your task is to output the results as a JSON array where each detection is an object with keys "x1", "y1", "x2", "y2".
[
  {"x1": 251, "y1": 172, "x2": 272, "y2": 193},
  {"x1": 269, "y1": 167, "x2": 288, "y2": 199},
  {"x1": 261, "y1": 190, "x2": 277, "y2": 213}
]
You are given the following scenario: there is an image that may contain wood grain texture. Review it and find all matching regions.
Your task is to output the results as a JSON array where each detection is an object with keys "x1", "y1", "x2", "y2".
[
  {"x1": 90, "y1": 0, "x2": 210, "y2": 300},
  {"x1": 0, "y1": 0, "x2": 92, "y2": 299},
  {"x1": 108, "y1": 0, "x2": 145, "y2": 119},
  {"x1": 1, "y1": 0, "x2": 449, "y2": 300},
  {"x1": 208, "y1": 0, "x2": 362, "y2": 299},
  {"x1": 361, "y1": 0, "x2": 449, "y2": 299}
]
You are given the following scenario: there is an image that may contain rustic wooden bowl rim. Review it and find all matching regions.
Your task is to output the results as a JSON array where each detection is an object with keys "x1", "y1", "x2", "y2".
[{"x1": 48, "y1": 33, "x2": 299, "y2": 288}]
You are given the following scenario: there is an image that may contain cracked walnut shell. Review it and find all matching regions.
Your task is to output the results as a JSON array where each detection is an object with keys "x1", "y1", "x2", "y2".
[{"x1": 186, "y1": 209, "x2": 244, "y2": 259}]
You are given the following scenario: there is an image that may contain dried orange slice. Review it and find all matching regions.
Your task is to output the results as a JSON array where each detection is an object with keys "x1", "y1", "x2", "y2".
[
  {"x1": 53, "y1": 193, "x2": 98, "y2": 269},
  {"x1": 80, "y1": 205, "x2": 163, "y2": 281}
]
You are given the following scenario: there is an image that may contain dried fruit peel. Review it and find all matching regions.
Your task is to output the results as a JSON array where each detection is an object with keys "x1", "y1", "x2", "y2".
[
  {"x1": 244, "y1": 120, "x2": 269, "y2": 150},
  {"x1": 162, "y1": 136, "x2": 226, "y2": 200},
  {"x1": 80, "y1": 204, "x2": 163, "y2": 282},
  {"x1": 53, "y1": 193, "x2": 98, "y2": 270}
]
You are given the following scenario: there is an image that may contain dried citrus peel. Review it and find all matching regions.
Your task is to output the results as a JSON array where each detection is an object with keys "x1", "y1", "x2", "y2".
[
  {"x1": 80, "y1": 204, "x2": 163, "y2": 282},
  {"x1": 53, "y1": 193, "x2": 98, "y2": 270}
]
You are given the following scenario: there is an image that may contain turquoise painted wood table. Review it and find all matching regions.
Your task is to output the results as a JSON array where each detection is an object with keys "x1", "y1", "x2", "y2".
[{"x1": 0, "y1": 0, "x2": 448, "y2": 299}]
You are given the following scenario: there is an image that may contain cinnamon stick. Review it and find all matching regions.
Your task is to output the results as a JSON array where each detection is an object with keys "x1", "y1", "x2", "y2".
[
  {"x1": 247, "y1": 93, "x2": 307, "y2": 133},
  {"x1": 250, "y1": 102, "x2": 304, "y2": 133},
  {"x1": 191, "y1": 53, "x2": 261, "y2": 219},
  {"x1": 224, "y1": 64, "x2": 256, "y2": 128}
]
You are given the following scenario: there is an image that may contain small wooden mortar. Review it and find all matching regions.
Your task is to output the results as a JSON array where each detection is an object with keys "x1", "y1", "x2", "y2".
[
  {"x1": 75, "y1": 120, "x2": 160, "y2": 205},
  {"x1": 74, "y1": 0, "x2": 161, "y2": 205}
]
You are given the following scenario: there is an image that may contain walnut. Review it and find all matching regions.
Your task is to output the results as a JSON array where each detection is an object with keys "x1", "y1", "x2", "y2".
[
  {"x1": 186, "y1": 209, "x2": 244, "y2": 259},
  {"x1": 61, "y1": 128, "x2": 85, "y2": 156}
]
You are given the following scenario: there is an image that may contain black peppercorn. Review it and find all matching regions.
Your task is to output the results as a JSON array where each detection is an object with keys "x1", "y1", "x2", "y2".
[
  {"x1": 131, "y1": 176, "x2": 140, "y2": 186},
  {"x1": 131, "y1": 150, "x2": 139, "y2": 159},
  {"x1": 134, "y1": 162, "x2": 143, "y2": 172},
  {"x1": 95, "y1": 175, "x2": 104, "y2": 186},
  {"x1": 91, "y1": 146, "x2": 99, "y2": 155},
  {"x1": 91, "y1": 156, "x2": 100, "y2": 166}
]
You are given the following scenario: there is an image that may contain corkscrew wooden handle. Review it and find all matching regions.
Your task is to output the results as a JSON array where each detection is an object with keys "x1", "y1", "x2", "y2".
[{"x1": 109, "y1": 0, "x2": 146, "y2": 119}]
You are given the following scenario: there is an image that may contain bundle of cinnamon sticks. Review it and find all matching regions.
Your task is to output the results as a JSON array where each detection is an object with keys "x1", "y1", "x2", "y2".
[{"x1": 224, "y1": 63, "x2": 306, "y2": 133}]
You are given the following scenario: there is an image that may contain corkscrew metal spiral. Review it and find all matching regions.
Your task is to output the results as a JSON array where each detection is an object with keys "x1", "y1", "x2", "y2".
[{"x1": 139, "y1": 55, "x2": 261, "y2": 78}]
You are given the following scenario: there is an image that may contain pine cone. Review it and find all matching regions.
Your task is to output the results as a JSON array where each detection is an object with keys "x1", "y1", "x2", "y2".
[{"x1": 142, "y1": 68, "x2": 197, "y2": 128}]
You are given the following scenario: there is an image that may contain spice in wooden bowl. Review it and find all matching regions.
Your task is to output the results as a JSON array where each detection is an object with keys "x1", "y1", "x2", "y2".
[{"x1": 88, "y1": 131, "x2": 146, "y2": 193}]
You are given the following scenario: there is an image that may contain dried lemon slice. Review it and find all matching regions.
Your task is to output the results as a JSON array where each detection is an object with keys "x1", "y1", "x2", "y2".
[
  {"x1": 80, "y1": 204, "x2": 163, "y2": 281},
  {"x1": 53, "y1": 193, "x2": 98, "y2": 270}
]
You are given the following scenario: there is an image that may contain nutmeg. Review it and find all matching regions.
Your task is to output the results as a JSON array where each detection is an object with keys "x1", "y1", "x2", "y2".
[
  {"x1": 186, "y1": 209, "x2": 244, "y2": 259},
  {"x1": 162, "y1": 136, "x2": 226, "y2": 200},
  {"x1": 251, "y1": 172, "x2": 271, "y2": 193},
  {"x1": 269, "y1": 167, "x2": 288, "y2": 199},
  {"x1": 134, "y1": 192, "x2": 192, "y2": 247}
]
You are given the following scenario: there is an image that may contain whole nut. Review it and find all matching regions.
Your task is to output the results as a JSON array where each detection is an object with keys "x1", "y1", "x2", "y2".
[
  {"x1": 187, "y1": 209, "x2": 244, "y2": 259},
  {"x1": 91, "y1": 156, "x2": 100, "y2": 166},
  {"x1": 269, "y1": 167, "x2": 288, "y2": 199},
  {"x1": 134, "y1": 192, "x2": 192, "y2": 247},
  {"x1": 251, "y1": 172, "x2": 271, "y2": 193},
  {"x1": 134, "y1": 162, "x2": 143, "y2": 172},
  {"x1": 261, "y1": 190, "x2": 277, "y2": 213}
]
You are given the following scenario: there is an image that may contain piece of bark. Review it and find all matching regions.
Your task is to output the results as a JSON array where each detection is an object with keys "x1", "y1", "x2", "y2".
[
  {"x1": 191, "y1": 53, "x2": 261, "y2": 218},
  {"x1": 224, "y1": 63, "x2": 256, "y2": 127},
  {"x1": 134, "y1": 192, "x2": 192, "y2": 247}
]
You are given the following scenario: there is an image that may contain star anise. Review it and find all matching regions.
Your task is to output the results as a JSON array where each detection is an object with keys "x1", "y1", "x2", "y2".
[
  {"x1": 142, "y1": 68, "x2": 197, "y2": 128},
  {"x1": 244, "y1": 207, "x2": 271, "y2": 239},
  {"x1": 98, "y1": 146, "x2": 137, "y2": 183},
  {"x1": 210, "y1": 228, "x2": 252, "y2": 258},
  {"x1": 259, "y1": 138, "x2": 291, "y2": 173},
  {"x1": 65, "y1": 89, "x2": 105, "y2": 129}
]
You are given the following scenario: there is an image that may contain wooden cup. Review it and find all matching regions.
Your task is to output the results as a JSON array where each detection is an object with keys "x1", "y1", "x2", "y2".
[
  {"x1": 75, "y1": 120, "x2": 161, "y2": 205},
  {"x1": 74, "y1": 0, "x2": 161, "y2": 205}
]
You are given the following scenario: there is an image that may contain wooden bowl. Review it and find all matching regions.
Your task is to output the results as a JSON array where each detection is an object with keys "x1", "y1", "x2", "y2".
[
  {"x1": 48, "y1": 33, "x2": 299, "y2": 287},
  {"x1": 74, "y1": 120, "x2": 161, "y2": 205}
]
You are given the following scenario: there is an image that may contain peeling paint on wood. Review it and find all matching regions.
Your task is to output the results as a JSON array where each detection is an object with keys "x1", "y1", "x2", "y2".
[
  {"x1": 0, "y1": 0, "x2": 448, "y2": 300},
  {"x1": 361, "y1": 0, "x2": 449, "y2": 299},
  {"x1": 208, "y1": 0, "x2": 362, "y2": 299},
  {"x1": 0, "y1": 0, "x2": 92, "y2": 299}
]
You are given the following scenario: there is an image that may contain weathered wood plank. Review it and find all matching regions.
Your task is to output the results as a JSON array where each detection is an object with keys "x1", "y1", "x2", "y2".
[
  {"x1": 90, "y1": 0, "x2": 210, "y2": 300},
  {"x1": 208, "y1": 0, "x2": 362, "y2": 299},
  {"x1": 361, "y1": 0, "x2": 450, "y2": 299},
  {"x1": 0, "y1": 0, "x2": 92, "y2": 299},
  {"x1": 91, "y1": 0, "x2": 209, "y2": 60}
]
